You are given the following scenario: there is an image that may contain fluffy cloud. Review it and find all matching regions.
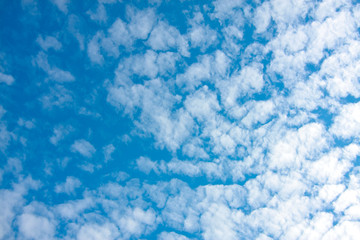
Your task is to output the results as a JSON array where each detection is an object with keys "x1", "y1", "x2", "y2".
[
  {"x1": 36, "y1": 35, "x2": 62, "y2": 51},
  {"x1": 330, "y1": 102, "x2": 360, "y2": 139},
  {"x1": 253, "y1": 1, "x2": 271, "y2": 34},
  {"x1": 176, "y1": 54, "x2": 212, "y2": 90},
  {"x1": 158, "y1": 231, "x2": 191, "y2": 240},
  {"x1": 0, "y1": 123, "x2": 12, "y2": 152},
  {"x1": 51, "y1": 0, "x2": 69, "y2": 14},
  {"x1": 87, "y1": 32, "x2": 105, "y2": 64},
  {"x1": 0, "y1": 178, "x2": 40, "y2": 239},
  {"x1": 0, "y1": 72, "x2": 15, "y2": 85},
  {"x1": 77, "y1": 223, "x2": 119, "y2": 240},
  {"x1": 147, "y1": 21, "x2": 189, "y2": 56},
  {"x1": 40, "y1": 85, "x2": 73, "y2": 109},
  {"x1": 127, "y1": 7, "x2": 156, "y2": 40},
  {"x1": 71, "y1": 139, "x2": 96, "y2": 158},
  {"x1": 49, "y1": 124, "x2": 73, "y2": 145},
  {"x1": 34, "y1": 52, "x2": 75, "y2": 82},
  {"x1": 18, "y1": 213, "x2": 55, "y2": 240},
  {"x1": 54, "y1": 176, "x2": 81, "y2": 195},
  {"x1": 103, "y1": 144, "x2": 115, "y2": 161},
  {"x1": 188, "y1": 12, "x2": 218, "y2": 51}
]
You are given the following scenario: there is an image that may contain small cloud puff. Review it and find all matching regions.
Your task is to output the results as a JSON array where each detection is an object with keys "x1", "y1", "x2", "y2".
[
  {"x1": 36, "y1": 35, "x2": 62, "y2": 51},
  {"x1": 71, "y1": 139, "x2": 96, "y2": 158},
  {"x1": 55, "y1": 176, "x2": 81, "y2": 195},
  {"x1": 0, "y1": 72, "x2": 15, "y2": 85}
]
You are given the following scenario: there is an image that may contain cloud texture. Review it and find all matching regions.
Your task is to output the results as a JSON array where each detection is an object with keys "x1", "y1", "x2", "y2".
[{"x1": 1, "y1": 0, "x2": 360, "y2": 239}]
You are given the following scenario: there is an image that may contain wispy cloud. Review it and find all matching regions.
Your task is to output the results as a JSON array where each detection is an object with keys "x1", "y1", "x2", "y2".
[{"x1": 71, "y1": 139, "x2": 96, "y2": 158}]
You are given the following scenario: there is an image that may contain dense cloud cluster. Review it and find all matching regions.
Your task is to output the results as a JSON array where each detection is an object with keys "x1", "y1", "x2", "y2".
[{"x1": 1, "y1": 0, "x2": 360, "y2": 239}]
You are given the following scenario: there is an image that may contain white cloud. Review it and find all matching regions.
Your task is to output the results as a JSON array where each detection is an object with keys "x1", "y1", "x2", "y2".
[
  {"x1": 290, "y1": 212, "x2": 334, "y2": 240},
  {"x1": 307, "y1": 10, "x2": 357, "y2": 63},
  {"x1": 0, "y1": 178, "x2": 40, "y2": 239},
  {"x1": 0, "y1": 72, "x2": 15, "y2": 85},
  {"x1": 157, "y1": 52, "x2": 181, "y2": 76},
  {"x1": 88, "y1": 32, "x2": 105, "y2": 64},
  {"x1": 0, "y1": 106, "x2": 5, "y2": 119},
  {"x1": 306, "y1": 144, "x2": 359, "y2": 185},
  {"x1": 21, "y1": 0, "x2": 38, "y2": 15},
  {"x1": 67, "y1": 14, "x2": 85, "y2": 50},
  {"x1": 241, "y1": 100, "x2": 275, "y2": 128},
  {"x1": 51, "y1": 0, "x2": 69, "y2": 14},
  {"x1": 219, "y1": 64, "x2": 264, "y2": 109},
  {"x1": 211, "y1": 0, "x2": 244, "y2": 22},
  {"x1": 17, "y1": 118, "x2": 35, "y2": 129},
  {"x1": 221, "y1": 25, "x2": 244, "y2": 55},
  {"x1": 49, "y1": 125, "x2": 72, "y2": 145},
  {"x1": 318, "y1": 184, "x2": 345, "y2": 204},
  {"x1": 158, "y1": 231, "x2": 191, "y2": 240},
  {"x1": 188, "y1": 12, "x2": 218, "y2": 51},
  {"x1": 184, "y1": 86, "x2": 220, "y2": 122},
  {"x1": 176, "y1": 54, "x2": 212, "y2": 90},
  {"x1": 79, "y1": 163, "x2": 98, "y2": 173},
  {"x1": 253, "y1": 2, "x2": 271, "y2": 33},
  {"x1": 40, "y1": 85, "x2": 73, "y2": 109},
  {"x1": 213, "y1": 50, "x2": 230, "y2": 76},
  {"x1": 330, "y1": 102, "x2": 360, "y2": 139},
  {"x1": 77, "y1": 223, "x2": 119, "y2": 240},
  {"x1": 7, "y1": 1, "x2": 360, "y2": 239},
  {"x1": 315, "y1": 0, "x2": 351, "y2": 21},
  {"x1": 136, "y1": 156, "x2": 159, "y2": 174},
  {"x1": 200, "y1": 204, "x2": 240, "y2": 240},
  {"x1": 34, "y1": 52, "x2": 75, "y2": 82},
  {"x1": 18, "y1": 213, "x2": 55, "y2": 240},
  {"x1": 55, "y1": 176, "x2": 81, "y2": 195},
  {"x1": 127, "y1": 7, "x2": 156, "y2": 40},
  {"x1": 131, "y1": 50, "x2": 159, "y2": 78},
  {"x1": 107, "y1": 18, "x2": 131, "y2": 46},
  {"x1": 118, "y1": 207, "x2": 157, "y2": 238},
  {"x1": 36, "y1": 35, "x2": 62, "y2": 51},
  {"x1": 167, "y1": 159, "x2": 201, "y2": 177},
  {"x1": 0, "y1": 187, "x2": 24, "y2": 239},
  {"x1": 269, "y1": 122, "x2": 328, "y2": 171},
  {"x1": 103, "y1": 144, "x2": 115, "y2": 161},
  {"x1": 268, "y1": 25, "x2": 308, "y2": 55},
  {"x1": 5, "y1": 157, "x2": 23, "y2": 174},
  {"x1": 270, "y1": 0, "x2": 312, "y2": 30},
  {"x1": 182, "y1": 137, "x2": 209, "y2": 159},
  {"x1": 264, "y1": 3, "x2": 358, "y2": 92},
  {"x1": 98, "y1": 18, "x2": 132, "y2": 58},
  {"x1": 0, "y1": 123, "x2": 12, "y2": 152},
  {"x1": 48, "y1": 67, "x2": 75, "y2": 82},
  {"x1": 108, "y1": 77, "x2": 192, "y2": 152},
  {"x1": 99, "y1": 0, "x2": 117, "y2": 3},
  {"x1": 147, "y1": 21, "x2": 189, "y2": 55},
  {"x1": 333, "y1": 188, "x2": 360, "y2": 214},
  {"x1": 71, "y1": 139, "x2": 96, "y2": 158},
  {"x1": 114, "y1": 50, "x2": 179, "y2": 79},
  {"x1": 189, "y1": 25, "x2": 217, "y2": 49},
  {"x1": 87, "y1": 3, "x2": 108, "y2": 23},
  {"x1": 287, "y1": 78, "x2": 325, "y2": 111},
  {"x1": 322, "y1": 221, "x2": 360, "y2": 240},
  {"x1": 135, "y1": 156, "x2": 230, "y2": 180},
  {"x1": 344, "y1": 204, "x2": 360, "y2": 221},
  {"x1": 320, "y1": 40, "x2": 360, "y2": 98},
  {"x1": 56, "y1": 198, "x2": 94, "y2": 219}
]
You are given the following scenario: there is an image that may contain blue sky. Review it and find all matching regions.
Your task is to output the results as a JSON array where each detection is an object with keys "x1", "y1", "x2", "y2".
[{"x1": 1, "y1": 0, "x2": 360, "y2": 239}]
